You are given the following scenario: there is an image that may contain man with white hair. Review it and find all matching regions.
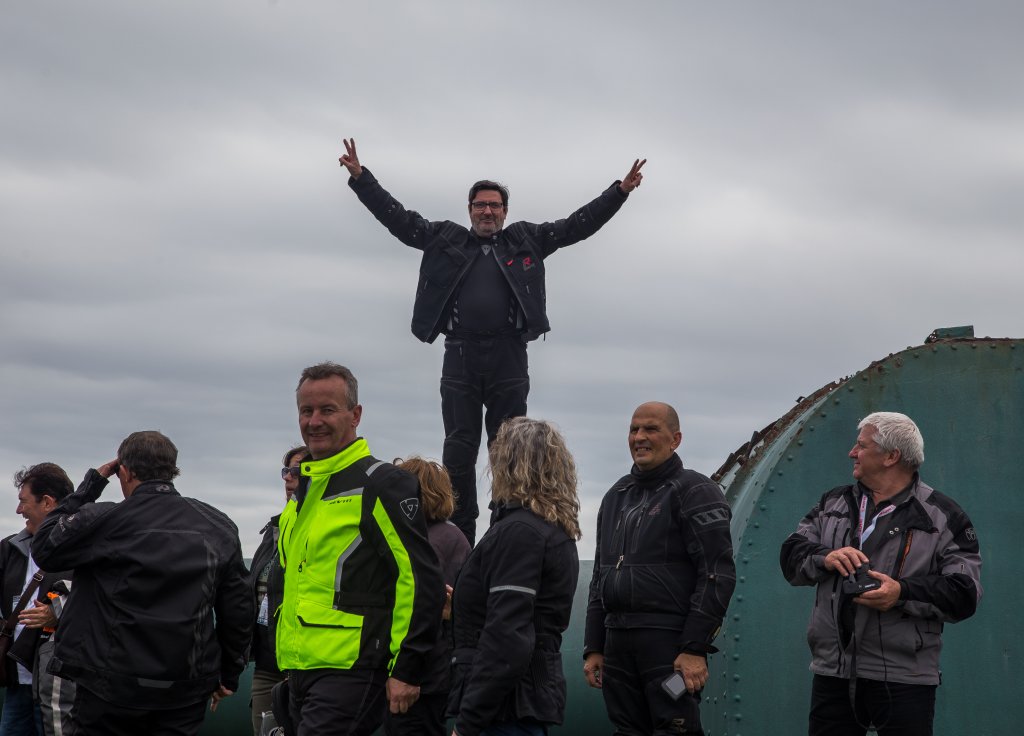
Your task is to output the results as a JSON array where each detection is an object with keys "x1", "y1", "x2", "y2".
[{"x1": 780, "y1": 412, "x2": 982, "y2": 736}]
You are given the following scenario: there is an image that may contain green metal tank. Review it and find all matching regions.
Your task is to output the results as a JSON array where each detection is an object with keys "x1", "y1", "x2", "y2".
[{"x1": 702, "y1": 327, "x2": 1021, "y2": 735}]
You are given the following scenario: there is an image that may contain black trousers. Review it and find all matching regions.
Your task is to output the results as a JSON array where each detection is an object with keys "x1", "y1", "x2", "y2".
[
  {"x1": 383, "y1": 691, "x2": 447, "y2": 736},
  {"x1": 288, "y1": 667, "x2": 387, "y2": 736},
  {"x1": 441, "y1": 336, "x2": 529, "y2": 545},
  {"x1": 72, "y1": 686, "x2": 206, "y2": 736},
  {"x1": 809, "y1": 674, "x2": 936, "y2": 736},
  {"x1": 601, "y1": 628, "x2": 705, "y2": 736}
]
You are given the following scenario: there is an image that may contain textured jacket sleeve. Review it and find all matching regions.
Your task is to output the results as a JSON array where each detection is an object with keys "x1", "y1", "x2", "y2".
[
  {"x1": 213, "y1": 532, "x2": 256, "y2": 691},
  {"x1": 455, "y1": 520, "x2": 545, "y2": 736},
  {"x1": 677, "y1": 480, "x2": 737, "y2": 653},
  {"x1": 348, "y1": 168, "x2": 440, "y2": 250},
  {"x1": 899, "y1": 500, "x2": 982, "y2": 623},
  {"x1": 583, "y1": 500, "x2": 606, "y2": 657},
  {"x1": 518, "y1": 181, "x2": 628, "y2": 259},
  {"x1": 373, "y1": 466, "x2": 443, "y2": 685},
  {"x1": 780, "y1": 493, "x2": 836, "y2": 586},
  {"x1": 31, "y1": 469, "x2": 117, "y2": 571}
]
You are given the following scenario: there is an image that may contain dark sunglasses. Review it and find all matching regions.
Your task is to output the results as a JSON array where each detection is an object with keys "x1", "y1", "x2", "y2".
[{"x1": 281, "y1": 466, "x2": 301, "y2": 480}]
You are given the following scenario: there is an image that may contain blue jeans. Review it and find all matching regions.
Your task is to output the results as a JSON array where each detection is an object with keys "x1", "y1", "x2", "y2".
[{"x1": 0, "y1": 684, "x2": 43, "y2": 736}]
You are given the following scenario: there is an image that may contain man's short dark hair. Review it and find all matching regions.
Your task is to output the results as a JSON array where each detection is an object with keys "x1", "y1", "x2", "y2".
[
  {"x1": 296, "y1": 362, "x2": 359, "y2": 408},
  {"x1": 117, "y1": 431, "x2": 180, "y2": 482},
  {"x1": 468, "y1": 180, "x2": 509, "y2": 208},
  {"x1": 13, "y1": 463, "x2": 73, "y2": 502}
]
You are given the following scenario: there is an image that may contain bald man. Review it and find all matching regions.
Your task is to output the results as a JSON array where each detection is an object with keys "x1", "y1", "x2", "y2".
[{"x1": 583, "y1": 402, "x2": 736, "y2": 736}]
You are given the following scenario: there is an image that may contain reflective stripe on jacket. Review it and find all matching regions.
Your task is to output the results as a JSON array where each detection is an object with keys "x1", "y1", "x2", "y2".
[{"x1": 276, "y1": 439, "x2": 442, "y2": 684}]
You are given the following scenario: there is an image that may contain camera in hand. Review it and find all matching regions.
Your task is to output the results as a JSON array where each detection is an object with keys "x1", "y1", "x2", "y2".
[{"x1": 842, "y1": 563, "x2": 881, "y2": 596}]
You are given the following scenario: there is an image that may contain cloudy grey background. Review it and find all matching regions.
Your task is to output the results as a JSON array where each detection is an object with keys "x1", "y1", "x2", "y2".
[{"x1": 3, "y1": 1, "x2": 1021, "y2": 554}]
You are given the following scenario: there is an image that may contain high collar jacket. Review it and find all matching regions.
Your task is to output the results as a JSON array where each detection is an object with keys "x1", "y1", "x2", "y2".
[
  {"x1": 349, "y1": 168, "x2": 628, "y2": 343},
  {"x1": 780, "y1": 477, "x2": 982, "y2": 685},
  {"x1": 275, "y1": 439, "x2": 443, "y2": 686},
  {"x1": 584, "y1": 454, "x2": 737, "y2": 657}
]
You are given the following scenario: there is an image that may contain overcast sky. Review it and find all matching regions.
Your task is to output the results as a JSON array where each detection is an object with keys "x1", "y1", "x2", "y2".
[{"x1": 3, "y1": 1, "x2": 1022, "y2": 554}]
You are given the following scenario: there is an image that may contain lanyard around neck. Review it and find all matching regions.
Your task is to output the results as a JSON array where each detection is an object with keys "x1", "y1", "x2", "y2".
[{"x1": 858, "y1": 492, "x2": 896, "y2": 545}]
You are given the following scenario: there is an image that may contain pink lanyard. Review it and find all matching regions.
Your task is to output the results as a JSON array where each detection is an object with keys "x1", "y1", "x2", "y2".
[{"x1": 858, "y1": 493, "x2": 895, "y2": 545}]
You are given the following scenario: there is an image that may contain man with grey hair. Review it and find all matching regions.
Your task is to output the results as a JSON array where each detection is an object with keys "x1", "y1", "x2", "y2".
[
  {"x1": 275, "y1": 362, "x2": 442, "y2": 736},
  {"x1": 780, "y1": 412, "x2": 982, "y2": 736}
]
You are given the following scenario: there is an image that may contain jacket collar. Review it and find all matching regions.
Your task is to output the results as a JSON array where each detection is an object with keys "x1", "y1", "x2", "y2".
[
  {"x1": 300, "y1": 438, "x2": 371, "y2": 477},
  {"x1": 628, "y1": 453, "x2": 683, "y2": 489},
  {"x1": 132, "y1": 480, "x2": 180, "y2": 498},
  {"x1": 9, "y1": 528, "x2": 32, "y2": 556}
]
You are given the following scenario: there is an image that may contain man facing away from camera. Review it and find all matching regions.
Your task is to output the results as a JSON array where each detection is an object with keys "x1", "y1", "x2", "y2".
[{"x1": 32, "y1": 431, "x2": 253, "y2": 736}]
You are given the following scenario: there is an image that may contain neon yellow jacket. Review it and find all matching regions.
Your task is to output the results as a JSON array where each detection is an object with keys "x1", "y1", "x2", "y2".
[{"x1": 275, "y1": 439, "x2": 442, "y2": 682}]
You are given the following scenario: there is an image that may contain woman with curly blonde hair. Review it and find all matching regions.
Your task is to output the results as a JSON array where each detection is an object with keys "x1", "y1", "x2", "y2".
[{"x1": 448, "y1": 417, "x2": 580, "y2": 736}]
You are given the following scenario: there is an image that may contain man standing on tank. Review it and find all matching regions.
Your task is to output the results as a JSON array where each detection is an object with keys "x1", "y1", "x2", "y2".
[{"x1": 340, "y1": 138, "x2": 645, "y2": 544}]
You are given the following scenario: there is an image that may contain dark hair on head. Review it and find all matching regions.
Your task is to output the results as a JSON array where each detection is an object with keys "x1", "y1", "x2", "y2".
[
  {"x1": 394, "y1": 456, "x2": 455, "y2": 522},
  {"x1": 13, "y1": 463, "x2": 73, "y2": 502},
  {"x1": 296, "y1": 362, "x2": 359, "y2": 409},
  {"x1": 468, "y1": 180, "x2": 509, "y2": 208},
  {"x1": 117, "y1": 431, "x2": 180, "y2": 482},
  {"x1": 283, "y1": 445, "x2": 308, "y2": 467}
]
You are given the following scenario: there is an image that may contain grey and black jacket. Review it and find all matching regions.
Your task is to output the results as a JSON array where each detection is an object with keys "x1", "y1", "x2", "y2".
[
  {"x1": 584, "y1": 453, "x2": 736, "y2": 657},
  {"x1": 780, "y1": 476, "x2": 982, "y2": 685},
  {"x1": 349, "y1": 168, "x2": 628, "y2": 343}
]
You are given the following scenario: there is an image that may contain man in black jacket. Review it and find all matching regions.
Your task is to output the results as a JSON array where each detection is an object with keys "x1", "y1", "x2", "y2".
[
  {"x1": 340, "y1": 138, "x2": 645, "y2": 544},
  {"x1": 583, "y1": 403, "x2": 736, "y2": 736},
  {"x1": 1, "y1": 462, "x2": 74, "y2": 736},
  {"x1": 32, "y1": 431, "x2": 253, "y2": 736}
]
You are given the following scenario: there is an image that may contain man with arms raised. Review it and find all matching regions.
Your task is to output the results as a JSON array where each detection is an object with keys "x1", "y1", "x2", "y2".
[
  {"x1": 780, "y1": 412, "x2": 982, "y2": 736},
  {"x1": 276, "y1": 362, "x2": 442, "y2": 736},
  {"x1": 340, "y1": 138, "x2": 645, "y2": 544},
  {"x1": 584, "y1": 402, "x2": 736, "y2": 735}
]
